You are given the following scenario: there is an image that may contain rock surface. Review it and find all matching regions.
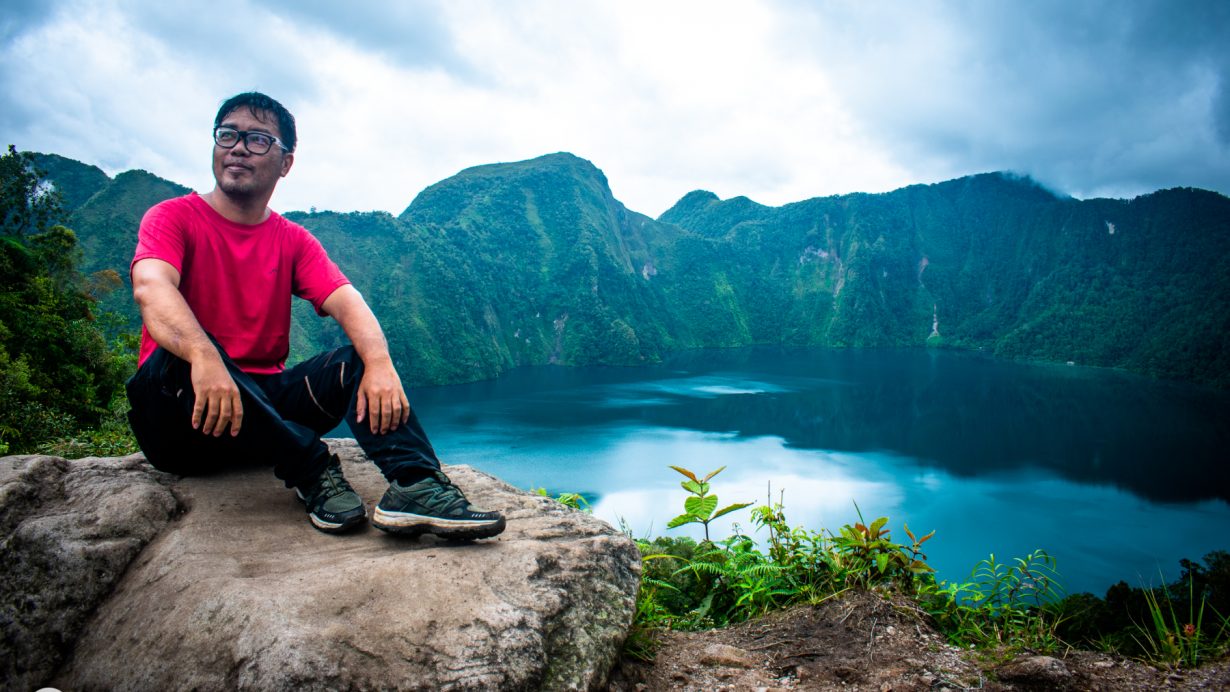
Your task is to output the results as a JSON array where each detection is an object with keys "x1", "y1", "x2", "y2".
[
  {"x1": 0, "y1": 453, "x2": 181, "y2": 690},
  {"x1": 3, "y1": 440, "x2": 640, "y2": 691},
  {"x1": 996, "y1": 654, "x2": 1073, "y2": 686}
]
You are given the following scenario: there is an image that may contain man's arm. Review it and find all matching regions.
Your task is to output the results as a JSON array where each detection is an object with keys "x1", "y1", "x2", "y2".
[
  {"x1": 131, "y1": 258, "x2": 243, "y2": 437},
  {"x1": 321, "y1": 284, "x2": 410, "y2": 434}
]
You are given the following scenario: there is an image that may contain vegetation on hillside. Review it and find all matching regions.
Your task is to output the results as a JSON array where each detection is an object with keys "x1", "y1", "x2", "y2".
[
  {"x1": 0, "y1": 146, "x2": 135, "y2": 454},
  {"x1": 8, "y1": 148, "x2": 1228, "y2": 453},
  {"x1": 37, "y1": 151, "x2": 1227, "y2": 390}
]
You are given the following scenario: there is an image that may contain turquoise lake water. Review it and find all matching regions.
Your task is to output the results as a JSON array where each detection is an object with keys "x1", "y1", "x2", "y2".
[{"x1": 340, "y1": 347, "x2": 1230, "y2": 595}]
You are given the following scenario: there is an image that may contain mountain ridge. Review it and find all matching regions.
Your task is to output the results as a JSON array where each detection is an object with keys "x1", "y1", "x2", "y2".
[{"x1": 28, "y1": 150, "x2": 1230, "y2": 388}]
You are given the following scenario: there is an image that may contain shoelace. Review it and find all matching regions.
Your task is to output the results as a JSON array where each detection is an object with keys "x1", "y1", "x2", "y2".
[
  {"x1": 416, "y1": 477, "x2": 470, "y2": 514},
  {"x1": 318, "y1": 464, "x2": 353, "y2": 500}
]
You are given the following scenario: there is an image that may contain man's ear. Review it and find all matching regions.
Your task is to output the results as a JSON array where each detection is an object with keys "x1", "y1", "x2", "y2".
[{"x1": 280, "y1": 152, "x2": 294, "y2": 177}]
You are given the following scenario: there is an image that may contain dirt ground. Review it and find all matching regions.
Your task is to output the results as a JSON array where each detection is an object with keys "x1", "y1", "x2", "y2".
[{"x1": 607, "y1": 590, "x2": 1230, "y2": 691}]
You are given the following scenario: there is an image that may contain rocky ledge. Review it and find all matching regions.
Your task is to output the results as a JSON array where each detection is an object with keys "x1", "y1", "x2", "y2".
[{"x1": 1, "y1": 439, "x2": 641, "y2": 691}]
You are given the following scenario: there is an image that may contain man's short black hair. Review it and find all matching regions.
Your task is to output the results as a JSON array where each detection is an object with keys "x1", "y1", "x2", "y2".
[{"x1": 214, "y1": 92, "x2": 297, "y2": 152}]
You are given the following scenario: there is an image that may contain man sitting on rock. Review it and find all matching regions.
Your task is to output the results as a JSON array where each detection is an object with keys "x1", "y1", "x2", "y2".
[{"x1": 125, "y1": 91, "x2": 505, "y2": 540}]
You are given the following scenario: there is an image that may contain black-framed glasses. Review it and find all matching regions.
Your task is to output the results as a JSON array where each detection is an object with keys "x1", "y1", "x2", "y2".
[{"x1": 213, "y1": 126, "x2": 289, "y2": 155}]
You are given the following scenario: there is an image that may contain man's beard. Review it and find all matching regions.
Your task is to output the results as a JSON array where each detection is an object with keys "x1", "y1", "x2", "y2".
[{"x1": 217, "y1": 176, "x2": 263, "y2": 200}]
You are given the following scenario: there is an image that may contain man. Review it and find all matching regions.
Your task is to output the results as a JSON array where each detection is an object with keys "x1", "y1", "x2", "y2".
[{"x1": 126, "y1": 92, "x2": 504, "y2": 539}]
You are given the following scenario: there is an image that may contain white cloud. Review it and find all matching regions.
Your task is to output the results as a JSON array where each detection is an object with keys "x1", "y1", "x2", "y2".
[
  {"x1": 1, "y1": 0, "x2": 1226, "y2": 218},
  {"x1": 779, "y1": 0, "x2": 1230, "y2": 199}
]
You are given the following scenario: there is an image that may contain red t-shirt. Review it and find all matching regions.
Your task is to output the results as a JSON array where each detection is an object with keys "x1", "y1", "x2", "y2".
[{"x1": 132, "y1": 193, "x2": 350, "y2": 374}]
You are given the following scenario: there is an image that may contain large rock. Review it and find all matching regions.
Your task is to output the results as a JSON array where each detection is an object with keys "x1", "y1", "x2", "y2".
[
  {"x1": 46, "y1": 439, "x2": 640, "y2": 690},
  {"x1": 0, "y1": 453, "x2": 181, "y2": 690}
]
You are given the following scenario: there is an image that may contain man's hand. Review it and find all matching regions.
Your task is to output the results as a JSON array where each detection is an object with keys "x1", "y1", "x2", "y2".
[
  {"x1": 133, "y1": 257, "x2": 244, "y2": 437},
  {"x1": 190, "y1": 353, "x2": 244, "y2": 436},
  {"x1": 356, "y1": 357, "x2": 410, "y2": 434}
]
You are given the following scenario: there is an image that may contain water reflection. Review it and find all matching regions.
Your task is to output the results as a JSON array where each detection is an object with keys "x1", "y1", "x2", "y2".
[
  {"x1": 417, "y1": 348, "x2": 1229, "y2": 504},
  {"x1": 358, "y1": 347, "x2": 1230, "y2": 594}
]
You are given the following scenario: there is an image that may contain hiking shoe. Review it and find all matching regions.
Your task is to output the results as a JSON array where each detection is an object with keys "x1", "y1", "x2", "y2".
[
  {"x1": 296, "y1": 455, "x2": 367, "y2": 533},
  {"x1": 372, "y1": 471, "x2": 506, "y2": 540}
]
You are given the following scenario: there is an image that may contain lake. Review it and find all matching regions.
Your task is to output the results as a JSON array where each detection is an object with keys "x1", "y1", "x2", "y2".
[{"x1": 344, "y1": 347, "x2": 1230, "y2": 596}]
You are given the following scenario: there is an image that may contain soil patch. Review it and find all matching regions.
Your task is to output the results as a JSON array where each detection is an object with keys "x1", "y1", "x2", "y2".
[{"x1": 608, "y1": 590, "x2": 1230, "y2": 691}]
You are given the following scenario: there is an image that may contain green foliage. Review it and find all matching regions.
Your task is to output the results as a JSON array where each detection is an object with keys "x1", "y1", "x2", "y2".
[
  {"x1": 748, "y1": 500, "x2": 837, "y2": 603},
  {"x1": 664, "y1": 465, "x2": 751, "y2": 542},
  {"x1": 0, "y1": 348, "x2": 77, "y2": 449},
  {"x1": 630, "y1": 468, "x2": 949, "y2": 657},
  {"x1": 0, "y1": 145, "x2": 135, "y2": 454},
  {"x1": 531, "y1": 487, "x2": 591, "y2": 511},
  {"x1": 920, "y1": 550, "x2": 1066, "y2": 653},
  {"x1": 1130, "y1": 571, "x2": 1227, "y2": 669},
  {"x1": 1, "y1": 145, "x2": 62, "y2": 238},
  {"x1": 626, "y1": 466, "x2": 1136, "y2": 665},
  {"x1": 828, "y1": 504, "x2": 936, "y2": 588},
  {"x1": 1049, "y1": 551, "x2": 1230, "y2": 667},
  {"x1": 37, "y1": 393, "x2": 138, "y2": 458},
  {"x1": 28, "y1": 153, "x2": 110, "y2": 212},
  {"x1": 631, "y1": 474, "x2": 1229, "y2": 668},
  {"x1": 36, "y1": 149, "x2": 1230, "y2": 391}
]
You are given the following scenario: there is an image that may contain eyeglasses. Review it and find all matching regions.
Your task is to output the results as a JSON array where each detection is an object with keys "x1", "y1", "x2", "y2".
[{"x1": 213, "y1": 126, "x2": 289, "y2": 155}]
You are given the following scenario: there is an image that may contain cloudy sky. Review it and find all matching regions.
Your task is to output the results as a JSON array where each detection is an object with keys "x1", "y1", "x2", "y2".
[{"x1": 2, "y1": 0, "x2": 1227, "y2": 217}]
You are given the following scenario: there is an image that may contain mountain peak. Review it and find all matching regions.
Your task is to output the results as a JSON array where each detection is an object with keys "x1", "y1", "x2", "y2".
[
  {"x1": 969, "y1": 171, "x2": 1068, "y2": 201},
  {"x1": 658, "y1": 190, "x2": 720, "y2": 225},
  {"x1": 401, "y1": 152, "x2": 614, "y2": 221},
  {"x1": 29, "y1": 152, "x2": 111, "y2": 211},
  {"x1": 449, "y1": 152, "x2": 603, "y2": 184}
]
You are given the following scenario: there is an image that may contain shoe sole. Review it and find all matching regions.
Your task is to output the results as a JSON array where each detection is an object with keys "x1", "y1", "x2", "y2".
[
  {"x1": 309, "y1": 509, "x2": 367, "y2": 534},
  {"x1": 299, "y1": 490, "x2": 367, "y2": 533},
  {"x1": 372, "y1": 507, "x2": 506, "y2": 540}
]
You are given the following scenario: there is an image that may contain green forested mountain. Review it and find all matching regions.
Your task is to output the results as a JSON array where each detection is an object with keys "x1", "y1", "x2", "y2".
[
  {"x1": 71, "y1": 169, "x2": 191, "y2": 334},
  {"x1": 659, "y1": 174, "x2": 1230, "y2": 386},
  {"x1": 28, "y1": 153, "x2": 191, "y2": 336},
  {"x1": 30, "y1": 153, "x2": 110, "y2": 210},
  {"x1": 34, "y1": 152, "x2": 1230, "y2": 388}
]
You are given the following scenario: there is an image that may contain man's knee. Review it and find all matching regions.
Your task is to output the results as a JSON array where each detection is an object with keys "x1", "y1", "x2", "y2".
[
  {"x1": 325, "y1": 345, "x2": 364, "y2": 388},
  {"x1": 129, "y1": 345, "x2": 184, "y2": 391},
  {"x1": 334, "y1": 344, "x2": 362, "y2": 370}
]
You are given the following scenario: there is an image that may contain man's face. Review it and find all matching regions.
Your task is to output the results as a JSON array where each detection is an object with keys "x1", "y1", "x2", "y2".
[{"x1": 212, "y1": 107, "x2": 294, "y2": 200}]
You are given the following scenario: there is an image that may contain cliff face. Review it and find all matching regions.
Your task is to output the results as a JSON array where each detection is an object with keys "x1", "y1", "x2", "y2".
[
  {"x1": 1, "y1": 441, "x2": 640, "y2": 691},
  {"x1": 40, "y1": 152, "x2": 1230, "y2": 388},
  {"x1": 654, "y1": 175, "x2": 1230, "y2": 385}
]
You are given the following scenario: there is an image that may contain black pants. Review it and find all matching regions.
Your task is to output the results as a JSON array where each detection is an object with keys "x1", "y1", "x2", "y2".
[{"x1": 126, "y1": 344, "x2": 441, "y2": 490}]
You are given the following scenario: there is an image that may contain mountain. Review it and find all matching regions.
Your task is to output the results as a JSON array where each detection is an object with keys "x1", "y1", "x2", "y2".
[
  {"x1": 657, "y1": 173, "x2": 1230, "y2": 385},
  {"x1": 41, "y1": 161, "x2": 192, "y2": 335},
  {"x1": 32, "y1": 152, "x2": 1230, "y2": 388},
  {"x1": 285, "y1": 153, "x2": 689, "y2": 384},
  {"x1": 30, "y1": 153, "x2": 110, "y2": 211}
]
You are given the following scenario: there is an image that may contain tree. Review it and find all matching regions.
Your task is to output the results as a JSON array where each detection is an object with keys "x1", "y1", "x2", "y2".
[{"x1": 0, "y1": 146, "x2": 130, "y2": 453}]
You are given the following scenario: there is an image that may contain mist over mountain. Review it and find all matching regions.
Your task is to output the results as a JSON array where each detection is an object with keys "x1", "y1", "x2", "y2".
[{"x1": 34, "y1": 151, "x2": 1230, "y2": 388}]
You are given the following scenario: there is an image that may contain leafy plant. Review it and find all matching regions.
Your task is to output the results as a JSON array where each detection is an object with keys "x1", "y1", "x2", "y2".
[
  {"x1": 632, "y1": 469, "x2": 944, "y2": 646},
  {"x1": 1131, "y1": 571, "x2": 1228, "y2": 669},
  {"x1": 749, "y1": 497, "x2": 837, "y2": 603},
  {"x1": 922, "y1": 549, "x2": 1066, "y2": 652},
  {"x1": 531, "y1": 487, "x2": 591, "y2": 511},
  {"x1": 828, "y1": 503, "x2": 935, "y2": 589},
  {"x1": 665, "y1": 465, "x2": 752, "y2": 543},
  {"x1": 970, "y1": 550, "x2": 1063, "y2": 613}
]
